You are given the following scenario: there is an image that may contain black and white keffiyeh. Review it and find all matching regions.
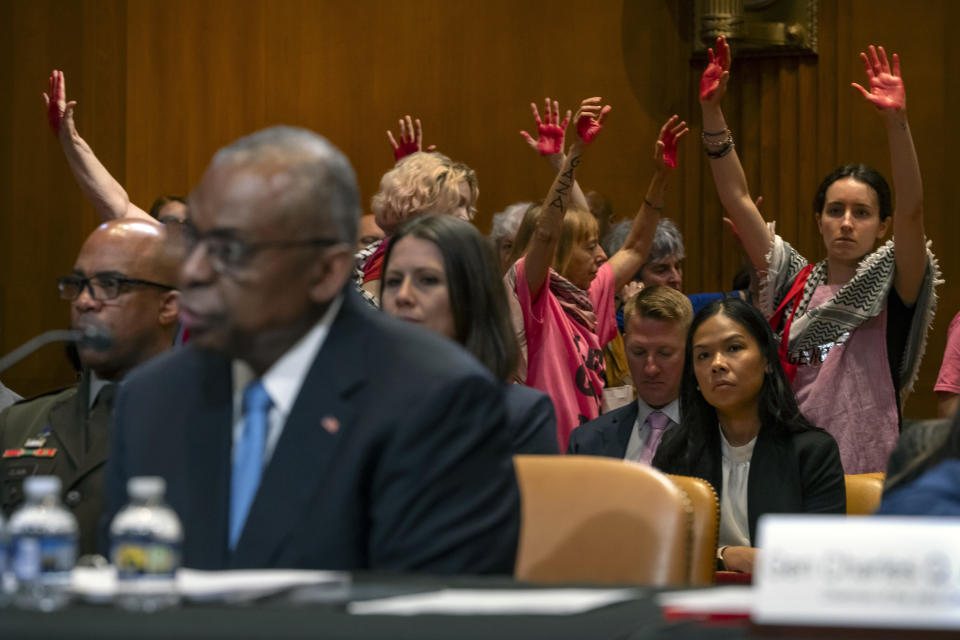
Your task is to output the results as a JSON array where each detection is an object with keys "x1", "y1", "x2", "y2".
[{"x1": 759, "y1": 226, "x2": 940, "y2": 395}]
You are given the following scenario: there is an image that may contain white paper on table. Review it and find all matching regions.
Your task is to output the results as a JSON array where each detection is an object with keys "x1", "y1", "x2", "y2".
[
  {"x1": 347, "y1": 588, "x2": 638, "y2": 616},
  {"x1": 71, "y1": 566, "x2": 349, "y2": 603},
  {"x1": 655, "y1": 586, "x2": 754, "y2": 617}
]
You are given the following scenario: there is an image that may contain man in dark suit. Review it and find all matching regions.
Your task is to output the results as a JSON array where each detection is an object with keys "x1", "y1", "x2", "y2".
[
  {"x1": 1, "y1": 219, "x2": 180, "y2": 555},
  {"x1": 105, "y1": 126, "x2": 519, "y2": 573},
  {"x1": 568, "y1": 286, "x2": 692, "y2": 462}
]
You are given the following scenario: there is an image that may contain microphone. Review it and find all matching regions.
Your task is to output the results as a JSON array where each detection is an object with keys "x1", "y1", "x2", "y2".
[{"x1": 0, "y1": 326, "x2": 113, "y2": 375}]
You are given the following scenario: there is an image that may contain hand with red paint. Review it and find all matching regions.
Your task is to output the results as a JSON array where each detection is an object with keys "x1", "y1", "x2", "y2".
[
  {"x1": 574, "y1": 97, "x2": 612, "y2": 144},
  {"x1": 851, "y1": 45, "x2": 906, "y2": 112},
  {"x1": 654, "y1": 115, "x2": 689, "y2": 171},
  {"x1": 42, "y1": 69, "x2": 74, "y2": 136},
  {"x1": 520, "y1": 97, "x2": 571, "y2": 156},
  {"x1": 386, "y1": 114, "x2": 436, "y2": 162},
  {"x1": 700, "y1": 36, "x2": 731, "y2": 104}
]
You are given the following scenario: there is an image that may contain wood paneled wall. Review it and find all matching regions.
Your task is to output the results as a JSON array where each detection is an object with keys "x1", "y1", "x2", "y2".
[{"x1": 1, "y1": 0, "x2": 956, "y2": 417}]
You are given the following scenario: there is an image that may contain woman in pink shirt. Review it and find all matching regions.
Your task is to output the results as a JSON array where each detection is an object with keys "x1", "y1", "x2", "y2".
[
  {"x1": 699, "y1": 38, "x2": 938, "y2": 473},
  {"x1": 515, "y1": 97, "x2": 688, "y2": 450}
]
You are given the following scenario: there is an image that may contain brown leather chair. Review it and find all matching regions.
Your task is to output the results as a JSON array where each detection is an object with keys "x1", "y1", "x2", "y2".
[
  {"x1": 667, "y1": 474, "x2": 719, "y2": 586},
  {"x1": 845, "y1": 472, "x2": 885, "y2": 515},
  {"x1": 513, "y1": 455, "x2": 690, "y2": 585}
]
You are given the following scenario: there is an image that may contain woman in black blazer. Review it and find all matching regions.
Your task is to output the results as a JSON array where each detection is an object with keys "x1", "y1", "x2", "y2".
[
  {"x1": 653, "y1": 298, "x2": 845, "y2": 573},
  {"x1": 380, "y1": 215, "x2": 558, "y2": 454}
]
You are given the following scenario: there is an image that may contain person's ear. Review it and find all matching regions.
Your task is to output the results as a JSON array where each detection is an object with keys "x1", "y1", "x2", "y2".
[
  {"x1": 158, "y1": 290, "x2": 180, "y2": 327},
  {"x1": 307, "y1": 245, "x2": 355, "y2": 305},
  {"x1": 876, "y1": 215, "x2": 891, "y2": 239}
]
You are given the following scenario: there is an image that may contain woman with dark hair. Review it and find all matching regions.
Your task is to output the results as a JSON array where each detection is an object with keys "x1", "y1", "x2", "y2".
[
  {"x1": 698, "y1": 39, "x2": 939, "y2": 473},
  {"x1": 878, "y1": 411, "x2": 960, "y2": 516},
  {"x1": 653, "y1": 298, "x2": 845, "y2": 573},
  {"x1": 380, "y1": 215, "x2": 558, "y2": 454}
]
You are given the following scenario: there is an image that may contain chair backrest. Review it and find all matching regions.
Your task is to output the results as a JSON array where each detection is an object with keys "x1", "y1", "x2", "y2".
[
  {"x1": 845, "y1": 472, "x2": 885, "y2": 515},
  {"x1": 513, "y1": 455, "x2": 690, "y2": 585},
  {"x1": 666, "y1": 474, "x2": 719, "y2": 585}
]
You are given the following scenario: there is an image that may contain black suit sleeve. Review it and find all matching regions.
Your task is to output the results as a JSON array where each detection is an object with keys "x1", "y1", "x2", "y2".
[
  {"x1": 797, "y1": 430, "x2": 847, "y2": 514},
  {"x1": 508, "y1": 387, "x2": 559, "y2": 455},
  {"x1": 368, "y1": 371, "x2": 519, "y2": 574},
  {"x1": 100, "y1": 383, "x2": 130, "y2": 554}
]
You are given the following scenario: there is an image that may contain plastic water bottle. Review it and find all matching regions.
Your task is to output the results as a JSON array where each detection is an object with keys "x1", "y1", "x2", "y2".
[
  {"x1": 8, "y1": 475, "x2": 78, "y2": 611},
  {"x1": 110, "y1": 476, "x2": 182, "y2": 612}
]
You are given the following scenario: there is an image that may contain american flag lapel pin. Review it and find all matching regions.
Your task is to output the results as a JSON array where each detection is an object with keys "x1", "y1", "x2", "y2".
[{"x1": 321, "y1": 416, "x2": 340, "y2": 435}]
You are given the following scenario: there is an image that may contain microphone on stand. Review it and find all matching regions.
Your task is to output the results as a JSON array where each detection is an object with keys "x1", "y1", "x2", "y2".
[{"x1": 0, "y1": 326, "x2": 113, "y2": 375}]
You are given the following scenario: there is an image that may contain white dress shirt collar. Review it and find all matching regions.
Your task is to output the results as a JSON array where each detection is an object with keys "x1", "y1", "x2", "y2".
[{"x1": 232, "y1": 294, "x2": 343, "y2": 463}]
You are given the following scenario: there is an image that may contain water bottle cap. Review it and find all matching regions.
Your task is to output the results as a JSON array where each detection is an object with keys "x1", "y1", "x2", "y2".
[
  {"x1": 23, "y1": 475, "x2": 61, "y2": 498},
  {"x1": 128, "y1": 476, "x2": 166, "y2": 500}
]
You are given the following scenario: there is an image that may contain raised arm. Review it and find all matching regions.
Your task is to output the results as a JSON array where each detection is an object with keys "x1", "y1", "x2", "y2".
[
  {"x1": 523, "y1": 97, "x2": 610, "y2": 297},
  {"x1": 386, "y1": 114, "x2": 436, "y2": 162},
  {"x1": 852, "y1": 46, "x2": 925, "y2": 305},
  {"x1": 43, "y1": 70, "x2": 151, "y2": 222},
  {"x1": 606, "y1": 115, "x2": 689, "y2": 292},
  {"x1": 699, "y1": 38, "x2": 771, "y2": 272},
  {"x1": 520, "y1": 98, "x2": 589, "y2": 211}
]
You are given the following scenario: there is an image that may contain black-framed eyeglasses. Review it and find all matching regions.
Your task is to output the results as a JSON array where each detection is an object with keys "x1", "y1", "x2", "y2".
[
  {"x1": 180, "y1": 222, "x2": 341, "y2": 273},
  {"x1": 57, "y1": 272, "x2": 176, "y2": 301}
]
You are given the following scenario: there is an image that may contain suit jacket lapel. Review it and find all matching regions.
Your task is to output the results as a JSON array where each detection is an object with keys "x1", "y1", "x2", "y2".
[
  {"x1": 746, "y1": 431, "x2": 786, "y2": 544},
  {"x1": 231, "y1": 294, "x2": 365, "y2": 568},
  {"x1": 47, "y1": 374, "x2": 89, "y2": 473},
  {"x1": 184, "y1": 352, "x2": 233, "y2": 569},
  {"x1": 608, "y1": 402, "x2": 639, "y2": 458}
]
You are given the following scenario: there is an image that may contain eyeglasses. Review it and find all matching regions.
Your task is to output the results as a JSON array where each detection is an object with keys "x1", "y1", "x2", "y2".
[
  {"x1": 58, "y1": 273, "x2": 176, "y2": 301},
  {"x1": 181, "y1": 222, "x2": 341, "y2": 273}
]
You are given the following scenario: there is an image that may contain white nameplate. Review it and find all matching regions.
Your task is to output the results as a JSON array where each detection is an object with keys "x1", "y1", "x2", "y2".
[{"x1": 754, "y1": 515, "x2": 960, "y2": 629}]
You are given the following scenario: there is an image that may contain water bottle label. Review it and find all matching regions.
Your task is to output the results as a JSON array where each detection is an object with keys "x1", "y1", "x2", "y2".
[
  {"x1": 112, "y1": 534, "x2": 180, "y2": 580},
  {"x1": 11, "y1": 534, "x2": 76, "y2": 581}
]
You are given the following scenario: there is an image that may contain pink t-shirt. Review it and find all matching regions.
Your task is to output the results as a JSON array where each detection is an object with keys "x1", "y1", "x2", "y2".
[
  {"x1": 790, "y1": 284, "x2": 899, "y2": 474},
  {"x1": 515, "y1": 257, "x2": 617, "y2": 452},
  {"x1": 935, "y1": 311, "x2": 960, "y2": 394}
]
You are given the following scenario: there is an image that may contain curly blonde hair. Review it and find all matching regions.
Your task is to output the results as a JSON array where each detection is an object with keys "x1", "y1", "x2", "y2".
[{"x1": 371, "y1": 152, "x2": 464, "y2": 234}]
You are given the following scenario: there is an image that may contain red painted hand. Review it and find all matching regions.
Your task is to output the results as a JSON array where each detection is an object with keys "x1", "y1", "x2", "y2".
[
  {"x1": 654, "y1": 115, "x2": 689, "y2": 170},
  {"x1": 42, "y1": 69, "x2": 67, "y2": 135},
  {"x1": 574, "y1": 97, "x2": 611, "y2": 144},
  {"x1": 387, "y1": 115, "x2": 436, "y2": 162},
  {"x1": 699, "y1": 36, "x2": 731, "y2": 102},
  {"x1": 851, "y1": 45, "x2": 905, "y2": 112},
  {"x1": 520, "y1": 98, "x2": 570, "y2": 156}
]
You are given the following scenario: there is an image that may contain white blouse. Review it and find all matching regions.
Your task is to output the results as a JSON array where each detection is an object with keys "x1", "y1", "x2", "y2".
[{"x1": 718, "y1": 427, "x2": 757, "y2": 548}]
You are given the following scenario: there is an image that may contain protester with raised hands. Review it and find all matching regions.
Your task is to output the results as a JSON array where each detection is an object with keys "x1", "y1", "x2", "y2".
[
  {"x1": 43, "y1": 69, "x2": 183, "y2": 223},
  {"x1": 699, "y1": 37, "x2": 939, "y2": 473},
  {"x1": 357, "y1": 115, "x2": 479, "y2": 305},
  {"x1": 513, "y1": 96, "x2": 689, "y2": 450},
  {"x1": 387, "y1": 114, "x2": 437, "y2": 161}
]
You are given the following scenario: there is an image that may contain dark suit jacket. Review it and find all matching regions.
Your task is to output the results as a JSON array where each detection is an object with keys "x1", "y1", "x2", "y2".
[
  {"x1": 654, "y1": 426, "x2": 846, "y2": 544},
  {"x1": 504, "y1": 384, "x2": 559, "y2": 454},
  {"x1": 0, "y1": 373, "x2": 111, "y2": 555},
  {"x1": 105, "y1": 290, "x2": 520, "y2": 574},
  {"x1": 565, "y1": 401, "x2": 638, "y2": 457}
]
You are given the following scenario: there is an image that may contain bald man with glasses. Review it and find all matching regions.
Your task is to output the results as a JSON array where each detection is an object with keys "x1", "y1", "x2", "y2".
[
  {"x1": 0, "y1": 219, "x2": 180, "y2": 555},
  {"x1": 104, "y1": 126, "x2": 519, "y2": 574}
]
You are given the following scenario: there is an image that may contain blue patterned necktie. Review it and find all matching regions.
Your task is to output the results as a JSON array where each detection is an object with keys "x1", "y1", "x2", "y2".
[{"x1": 229, "y1": 380, "x2": 272, "y2": 550}]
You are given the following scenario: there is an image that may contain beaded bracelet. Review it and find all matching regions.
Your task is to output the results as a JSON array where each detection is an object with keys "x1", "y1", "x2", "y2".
[
  {"x1": 705, "y1": 141, "x2": 735, "y2": 159},
  {"x1": 702, "y1": 130, "x2": 734, "y2": 148}
]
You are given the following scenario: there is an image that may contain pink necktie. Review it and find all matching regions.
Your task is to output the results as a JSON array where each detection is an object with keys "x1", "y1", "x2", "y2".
[{"x1": 639, "y1": 411, "x2": 670, "y2": 465}]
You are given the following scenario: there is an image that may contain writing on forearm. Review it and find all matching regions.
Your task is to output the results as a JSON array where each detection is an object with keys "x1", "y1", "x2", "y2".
[{"x1": 549, "y1": 155, "x2": 581, "y2": 211}]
